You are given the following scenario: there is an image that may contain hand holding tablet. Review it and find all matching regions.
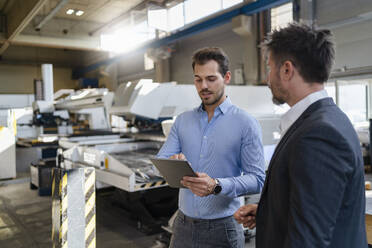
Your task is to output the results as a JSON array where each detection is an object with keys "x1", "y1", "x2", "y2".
[{"x1": 150, "y1": 157, "x2": 197, "y2": 188}]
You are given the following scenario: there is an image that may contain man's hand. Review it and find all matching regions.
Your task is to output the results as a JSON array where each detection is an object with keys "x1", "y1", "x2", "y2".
[
  {"x1": 234, "y1": 204, "x2": 258, "y2": 229},
  {"x1": 181, "y1": 172, "x2": 216, "y2": 197},
  {"x1": 170, "y1": 153, "x2": 186, "y2": 160}
]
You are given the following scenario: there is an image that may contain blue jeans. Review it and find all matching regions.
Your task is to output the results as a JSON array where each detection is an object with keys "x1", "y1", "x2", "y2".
[{"x1": 169, "y1": 211, "x2": 244, "y2": 248}]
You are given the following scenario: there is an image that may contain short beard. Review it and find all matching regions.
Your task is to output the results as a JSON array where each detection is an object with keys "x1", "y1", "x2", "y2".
[
  {"x1": 203, "y1": 88, "x2": 224, "y2": 106},
  {"x1": 272, "y1": 96, "x2": 285, "y2": 105}
]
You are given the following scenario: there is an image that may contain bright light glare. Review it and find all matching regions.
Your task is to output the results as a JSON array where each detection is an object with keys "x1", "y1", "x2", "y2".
[
  {"x1": 66, "y1": 9, "x2": 74, "y2": 15},
  {"x1": 100, "y1": 22, "x2": 155, "y2": 53},
  {"x1": 76, "y1": 10, "x2": 84, "y2": 16}
]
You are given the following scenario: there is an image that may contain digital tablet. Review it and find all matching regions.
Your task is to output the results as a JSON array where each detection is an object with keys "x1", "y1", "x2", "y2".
[{"x1": 150, "y1": 158, "x2": 197, "y2": 188}]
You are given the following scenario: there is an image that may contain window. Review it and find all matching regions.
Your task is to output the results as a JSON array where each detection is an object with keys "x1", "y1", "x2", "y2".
[
  {"x1": 223, "y1": 0, "x2": 243, "y2": 9},
  {"x1": 338, "y1": 81, "x2": 368, "y2": 123},
  {"x1": 184, "y1": 0, "x2": 221, "y2": 24},
  {"x1": 325, "y1": 82, "x2": 336, "y2": 102},
  {"x1": 168, "y1": 3, "x2": 185, "y2": 31},
  {"x1": 147, "y1": 0, "x2": 245, "y2": 33},
  {"x1": 148, "y1": 8, "x2": 167, "y2": 31},
  {"x1": 271, "y1": 2, "x2": 293, "y2": 30}
]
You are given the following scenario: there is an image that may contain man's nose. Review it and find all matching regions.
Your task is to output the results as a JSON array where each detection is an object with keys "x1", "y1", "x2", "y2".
[{"x1": 200, "y1": 79, "x2": 208, "y2": 89}]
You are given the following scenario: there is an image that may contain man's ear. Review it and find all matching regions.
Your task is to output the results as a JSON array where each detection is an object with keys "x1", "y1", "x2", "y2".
[
  {"x1": 280, "y1": 61, "x2": 295, "y2": 82},
  {"x1": 224, "y1": 71, "x2": 231, "y2": 85}
]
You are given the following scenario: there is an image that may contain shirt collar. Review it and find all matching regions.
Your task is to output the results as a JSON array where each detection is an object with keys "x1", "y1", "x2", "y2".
[
  {"x1": 280, "y1": 89, "x2": 328, "y2": 135},
  {"x1": 197, "y1": 96, "x2": 232, "y2": 114}
]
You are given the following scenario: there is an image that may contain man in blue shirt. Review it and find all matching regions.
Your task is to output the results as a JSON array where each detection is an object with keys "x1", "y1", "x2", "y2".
[{"x1": 157, "y1": 47, "x2": 265, "y2": 248}]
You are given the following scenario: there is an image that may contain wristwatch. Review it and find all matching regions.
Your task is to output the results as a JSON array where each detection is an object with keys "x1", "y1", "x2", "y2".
[{"x1": 213, "y1": 179, "x2": 222, "y2": 195}]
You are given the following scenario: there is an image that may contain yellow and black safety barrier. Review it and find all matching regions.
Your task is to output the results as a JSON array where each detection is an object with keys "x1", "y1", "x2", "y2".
[
  {"x1": 135, "y1": 180, "x2": 167, "y2": 190},
  {"x1": 52, "y1": 167, "x2": 96, "y2": 248},
  {"x1": 85, "y1": 169, "x2": 96, "y2": 248}
]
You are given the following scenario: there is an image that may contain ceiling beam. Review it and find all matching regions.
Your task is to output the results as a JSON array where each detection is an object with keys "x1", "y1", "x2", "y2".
[
  {"x1": 89, "y1": 0, "x2": 151, "y2": 36},
  {"x1": 12, "y1": 34, "x2": 101, "y2": 51},
  {"x1": 0, "y1": 0, "x2": 47, "y2": 55},
  {"x1": 35, "y1": 0, "x2": 69, "y2": 31}
]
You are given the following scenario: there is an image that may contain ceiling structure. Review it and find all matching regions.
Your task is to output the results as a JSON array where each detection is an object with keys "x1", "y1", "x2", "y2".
[{"x1": 0, "y1": 0, "x2": 170, "y2": 55}]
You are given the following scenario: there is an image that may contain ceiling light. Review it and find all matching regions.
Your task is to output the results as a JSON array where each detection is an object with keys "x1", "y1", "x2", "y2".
[
  {"x1": 75, "y1": 10, "x2": 84, "y2": 16},
  {"x1": 66, "y1": 9, "x2": 74, "y2": 15}
]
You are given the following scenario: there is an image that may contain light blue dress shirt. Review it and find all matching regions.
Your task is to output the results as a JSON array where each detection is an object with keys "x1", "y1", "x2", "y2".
[{"x1": 157, "y1": 97, "x2": 265, "y2": 219}]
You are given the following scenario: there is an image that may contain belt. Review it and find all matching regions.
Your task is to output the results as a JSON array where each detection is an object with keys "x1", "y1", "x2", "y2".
[{"x1": 178, "y1": 210, "x2": 232, "y2": 225}]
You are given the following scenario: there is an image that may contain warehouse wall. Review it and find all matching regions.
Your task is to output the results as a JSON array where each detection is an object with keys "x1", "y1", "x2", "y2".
[
  {"x1": 298, "y1": 0, "x2": 372, "y2": 71},
  {"x1": 315, "y1": 0, "x2": 372, "y2": 27},
  {"x1": 116, "y1": 20, "x2": 257, "y2": 86},
  {"x1": 0, "y1": 64, "x2": 76, "y2": 94},
  {"x1": 331, "y1": 19, "x2": 372, "y2": 70},
  {"x1": 2, "y1": 45, "x2": 85, "y2": 67},
  {"x1": 0, "y1": 45, "x2": 89, "y2": 94},
  {"x1": 169, "y1": 22, "x2": 253, "y2": 85}
]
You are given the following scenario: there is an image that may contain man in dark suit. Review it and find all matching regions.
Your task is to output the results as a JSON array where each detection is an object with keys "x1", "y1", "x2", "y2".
[{"x1": 234, "y1": 23, "x2": 367, "y2": 248}]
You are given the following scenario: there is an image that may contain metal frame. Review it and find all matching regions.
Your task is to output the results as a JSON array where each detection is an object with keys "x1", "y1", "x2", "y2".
[{"x1": 61, "y1": 139, "x2": 167, "y2": 192}]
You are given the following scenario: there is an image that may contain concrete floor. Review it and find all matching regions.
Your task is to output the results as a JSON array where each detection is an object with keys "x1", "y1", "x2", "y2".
[
  {"x1": 0, "y1": 176, "x2": 256, "y2": 248},
  {"x1": 1, "y1": 163, "x2": 371, "y2": 248},
  {"x1": 0, "y1": 178, "x2": 160, "y2": 248},
  {"x1": 3, "y1": 170, "x2": 372, "y2": 248}
]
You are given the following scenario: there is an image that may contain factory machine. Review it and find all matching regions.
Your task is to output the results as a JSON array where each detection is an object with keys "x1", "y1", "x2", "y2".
[
  {"x1": 31, "y1": 63, "x2": 114, "y2": 136},
  {"x1": 59, "y1": 136, "x2": 165, "y2": 192},
  {"x1": 59, "y1": 79, "x2": 212, "y2": 193},
  {"x1": 57, "y1": 79, "x2": 199, "y2": 232},
  {"x1": 32, "y1": 87, "x2": 114, "y2": 136},
  {"x1": 54, "y1": 88, "x2": 114, "y2": 131},
  {"x1": 22, "y1": 86, "x2": 115, "y2": 171},
  {"x1": 58, "y1": 79, "x2": 199, "y2": 189}
]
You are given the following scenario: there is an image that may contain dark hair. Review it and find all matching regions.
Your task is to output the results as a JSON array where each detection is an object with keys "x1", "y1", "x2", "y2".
[
  {"x1": 192, "y1": 47, "x2": 229, "y2": 76},
  {"x1": 263, "y1": 23, "x2": 335, "y2": 83}
]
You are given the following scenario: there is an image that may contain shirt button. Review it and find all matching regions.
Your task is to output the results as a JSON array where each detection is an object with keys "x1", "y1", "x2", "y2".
[
  {"x1": 203, "y1": 136, "x2": 207, "y2": 139},
  {"x1": 200, "y1": 155, "x2": 203, "y2": 158}
]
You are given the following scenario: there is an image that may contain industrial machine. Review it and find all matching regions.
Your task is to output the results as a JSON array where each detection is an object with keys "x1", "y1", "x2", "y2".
[
  {"x1": 21, "y1": 85, "x2": 115, "y2": 178},
  {"x1": 31, "y1": 64, "x2": 114, "y2": 135},
  {"x1": 56, "y1": 80, "x2": 186, "y2": 232},
  {"x1": 59, "y1": 135, "x2": 165, "y2": 191},
  {"x1": 54, "y1": 88, "x2": 114, "y2": 131},
  {"x1": 58, "y1": 134, "x2": 178, "y2": 233},
  {"x1": 32, "y1": 87, "x2": 114, "y2": 135}
]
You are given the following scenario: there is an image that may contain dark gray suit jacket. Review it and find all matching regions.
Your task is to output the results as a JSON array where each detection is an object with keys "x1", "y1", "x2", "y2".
[{"x1": 256, "y1": 98, "x2": 367, "y2": 248}]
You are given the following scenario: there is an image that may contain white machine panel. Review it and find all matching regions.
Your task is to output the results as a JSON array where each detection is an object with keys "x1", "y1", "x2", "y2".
[
  {"x1": 0, "y1": 127, "x2": 16, "y2": 179},
  {"x1": 226, "y1": 86, "x2": 276, "y2": 115},
  {"x1": 111, "y1": 80, "x2": 286, "y2": 120}
]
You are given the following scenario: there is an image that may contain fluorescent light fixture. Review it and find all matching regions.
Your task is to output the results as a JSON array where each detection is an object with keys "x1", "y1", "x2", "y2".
[
  {"x1": 66, "y1": 9, "x2": 74, "y2": 15},
  {"x1": 76, "y1": 10, "x2": 84, "y2": 16}
]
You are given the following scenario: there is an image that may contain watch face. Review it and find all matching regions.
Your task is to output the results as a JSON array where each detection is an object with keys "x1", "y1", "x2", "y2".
[{"x1": 214, "y1": 185, "x2": 222, "y2": 194}]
